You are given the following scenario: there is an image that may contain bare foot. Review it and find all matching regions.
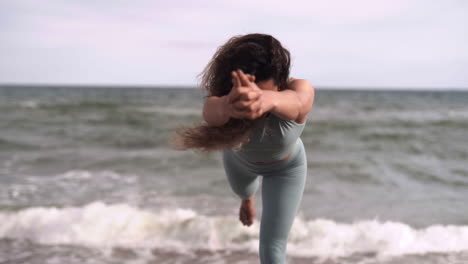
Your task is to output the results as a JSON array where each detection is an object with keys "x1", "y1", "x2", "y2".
[{"x1": 239, "y1": 196, "x2": 256, "y2": 226}]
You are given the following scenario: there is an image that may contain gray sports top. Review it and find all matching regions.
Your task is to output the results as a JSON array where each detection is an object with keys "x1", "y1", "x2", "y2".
[{"x1": 232, "y1": 112, "x2": 306, "y2": 163}]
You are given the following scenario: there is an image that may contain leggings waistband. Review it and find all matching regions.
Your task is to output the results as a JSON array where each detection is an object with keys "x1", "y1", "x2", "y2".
[{"x1": 230, "y1": 138, "x2": 305, "y2": 175}]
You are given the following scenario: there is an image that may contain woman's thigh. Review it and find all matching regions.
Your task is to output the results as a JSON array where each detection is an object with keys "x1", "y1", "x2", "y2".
[
  {"x1": 222, "y1": 150, "x2": 260, "y2": 200},
  {"x1": 260, "y1": 163, "x2": 307, "y2": 238},
  {"x1": 258, "y1": 141, "x2": 307, "y2": 262}
]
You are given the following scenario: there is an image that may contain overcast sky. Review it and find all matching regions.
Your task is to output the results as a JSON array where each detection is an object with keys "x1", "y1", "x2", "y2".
[{"x1": 1, "y1": 0, "x2": 467, "y2": 89}]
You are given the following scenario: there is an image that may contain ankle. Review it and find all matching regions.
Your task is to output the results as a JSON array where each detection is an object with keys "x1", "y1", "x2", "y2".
[{"x1": 242, "y1": 196, "x2": 254, "y2": 203}]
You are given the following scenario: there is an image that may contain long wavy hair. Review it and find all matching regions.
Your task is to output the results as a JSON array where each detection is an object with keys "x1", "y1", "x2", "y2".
[{"x1": 169, "y1": 33, "x2": 291, "y2": 153}]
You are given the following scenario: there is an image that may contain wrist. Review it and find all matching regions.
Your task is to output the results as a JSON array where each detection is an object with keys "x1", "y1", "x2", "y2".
[
  {"x1": 261, "y1": 90, "x2": 277, "y2": 113},
  {"x1": 221, "y1": 95, "x2": 231, "y2": 122}
]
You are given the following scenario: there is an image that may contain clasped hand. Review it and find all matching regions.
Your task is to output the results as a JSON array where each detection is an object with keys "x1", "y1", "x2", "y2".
[{"x1": 226, "y1": 69, "x2": 266, "y2": 120}]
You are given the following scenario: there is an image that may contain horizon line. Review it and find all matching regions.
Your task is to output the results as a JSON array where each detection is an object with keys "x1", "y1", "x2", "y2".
[{"x1": 0, "y1": 83, "x2": 467, "y2": 91}]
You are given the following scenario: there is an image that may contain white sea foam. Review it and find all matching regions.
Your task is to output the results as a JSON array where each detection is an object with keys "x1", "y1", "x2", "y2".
[
  {"x1": 136, "y1": 105, "x2": 200, "y2": 116},
  {"x1": 26, "y1": 170, "x2": 138, "y2": 184},
  {"x1": 1, "y1": 202, "x2": 468, "y2": 258},
  {"x1": 56, "y1": 170, "x2": 137, "y2": 183},
  {"x1": 18, "y1": 100, "x2": 39, "y2": 108}
]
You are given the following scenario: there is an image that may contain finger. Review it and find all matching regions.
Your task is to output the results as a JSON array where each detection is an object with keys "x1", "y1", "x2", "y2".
[
  {"x1": 241, "y1": 90, "x2": 261, "y2": 101},
  {"x1": 233, "y1": 99, "x2": 252, "y2": 110},
  {"x1": 230, "y1": 86, "x2": 253, "y2": 103},
  {"x1": 232, "y1": 71, "x2": 242, "y2": 91},
  {"x1": 231, "y1": 98, "x2": 262, "y2": 117},
  {"x1": 237, "y1": 69, "x2": 250, "y2": 86},
  {"x1": 234, "y1": 90, "x2": 261, "y2": 107},
  {"x1": 237, "y1": 69, "x2": 251, "y2": 87},
  {"x1": 230, "y1": 86, "x2": 261, "y2": 102},
  {"x1": 244, "y1": 101, "x2": 264, "y2": 120},
  {"x1": 247, "y1": 99, "x2": 262, "y2": 113},
  {"x1": 235, "y1": 71, "x2": 245, "y2": 89},
  {"x1": 233, "y1": 90, "x2": 262, "y2": 110},
  {"x1": 246, "y1": 75, "x2": 262, "y2": 93},
  {"x1": 246, "y1": 74, "x2": 255, "y2": 83},
  {"x1": 233, "y1": 100, "x2": 261, "y2": 116},
  {"x1": 241, "y1": 87, "x2": 262, "y2": 103},
  {"x1": 232, "y1": 71, "x2": 241, "y2": 89},
  {"x1": 228, "y1": 85, "x2": 250, "y2": 103},
  {"x1": 231, "y1": 71, "x2": 237, "y2": 87},
  {"x1": 233, "y1": 98, "x2": 255, "y2": 112},
  {"x1": 227, "y1": 88, "x2": 240, "y2": 104},
  {"x1": 233, "y1": 91, "x2": 261, "y2": 106}
]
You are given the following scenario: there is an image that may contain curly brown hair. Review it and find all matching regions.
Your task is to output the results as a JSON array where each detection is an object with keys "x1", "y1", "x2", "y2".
[{"x1": 169, "y1": 33, "x2": 291, "y2": 153}]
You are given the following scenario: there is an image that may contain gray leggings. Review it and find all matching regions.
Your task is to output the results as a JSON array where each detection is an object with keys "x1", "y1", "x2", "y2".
[{"x1": 222, "y1": 138, "x2": 307, "y2": 264}]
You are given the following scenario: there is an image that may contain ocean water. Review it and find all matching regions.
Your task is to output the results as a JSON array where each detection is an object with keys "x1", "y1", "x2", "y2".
[{"x1": 0, "y1": 85, "x2": 468, "y2": 264}]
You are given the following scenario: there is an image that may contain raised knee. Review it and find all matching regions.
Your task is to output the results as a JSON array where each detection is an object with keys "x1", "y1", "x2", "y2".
[
  {"x1": 232, "y1": 187, "x2": 255, "y2": 200},
  {"x1": 230, "y1": 178, "x2": 259, "y2": 200}
]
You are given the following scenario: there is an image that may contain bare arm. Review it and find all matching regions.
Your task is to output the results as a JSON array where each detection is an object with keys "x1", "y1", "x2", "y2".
[
  {"x1": 202, "y1": 95, "x2": 230, "y2": 127},
  {"x1": 232, "y1": 70, "x2": 315, "y2": 123},
  {"x1": 202, "y1": 72, "x2": 258, "y2": 127},
  {"x1": 202, "y1": 71, "x2": 315, "y2": 126},
  {"x1": 262, "y1": 79, "x2": 315, "y2": 123}
]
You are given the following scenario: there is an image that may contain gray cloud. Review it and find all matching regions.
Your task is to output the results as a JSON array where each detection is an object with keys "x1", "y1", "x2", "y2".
[{"x1": 0, "y1": 0, "x2": 467, "y2": 88}]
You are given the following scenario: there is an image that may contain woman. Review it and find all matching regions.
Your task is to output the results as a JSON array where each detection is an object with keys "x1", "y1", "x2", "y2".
[{"x1": 171, "y1": 33, "x2": 315, "y2": 264}]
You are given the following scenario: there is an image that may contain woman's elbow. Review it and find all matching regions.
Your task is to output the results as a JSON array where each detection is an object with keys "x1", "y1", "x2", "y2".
[
  {"x1": 297, "y1": 81, "x2": 315, "y2": 115},
  {"x1": 203, "y1": 106, "x2": 228, "y2": 127}
]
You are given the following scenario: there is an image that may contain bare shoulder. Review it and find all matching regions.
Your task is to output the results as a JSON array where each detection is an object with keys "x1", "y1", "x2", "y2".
[
  {"x1": 288, "y1": 78, "x2": 314, "y2": 93},
  {"x1": 287, "y1": 78, "x2": 315, "y2": 124}
]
